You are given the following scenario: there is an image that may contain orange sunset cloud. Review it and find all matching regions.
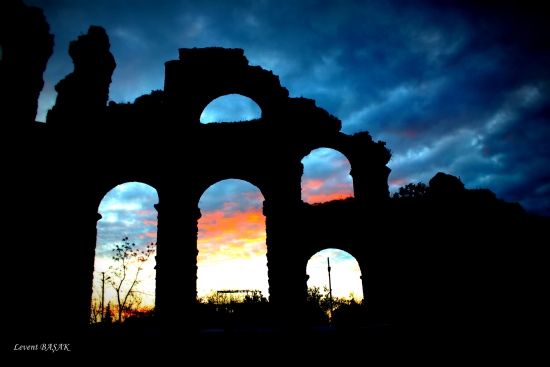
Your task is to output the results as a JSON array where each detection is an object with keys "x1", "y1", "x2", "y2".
[
  {"x1": 197, "y1": 206, "x2": 266, "y2": 265},
  {"x1": 196, "y1": 187, "x2": 268, "y2": 296}
]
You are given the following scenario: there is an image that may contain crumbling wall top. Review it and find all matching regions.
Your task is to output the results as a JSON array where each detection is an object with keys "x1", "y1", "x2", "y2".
[
  {"x1": 69, "y1": 26, "x2": 115, "y2": 74},
  {"x1": 178, "y1": 47, "x2": 248, "y2": 69},
  {"x1": 164, "y1": 47, "x2": 289, "y2": 120},
  {"x1": 46, "y1": 25, "x2": 116, "y2": 125}
]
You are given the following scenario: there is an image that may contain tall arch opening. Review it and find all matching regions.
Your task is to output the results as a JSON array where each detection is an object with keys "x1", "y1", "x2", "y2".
[
  {"x1": 200, "y1": 94, "x2": 262, "y2": 123},
  {"x1": 197, "y1": 179, "x2": 268, "y2": 330},
  {"x1": 197, "y1": 179, "x2": 268, "y2": 297},
  {"x1": 301, "y1": 148, "x2": 354, "y2": 204},
  {"x1": 91, "y1": 182, "x2": 158, "y2": 324}
]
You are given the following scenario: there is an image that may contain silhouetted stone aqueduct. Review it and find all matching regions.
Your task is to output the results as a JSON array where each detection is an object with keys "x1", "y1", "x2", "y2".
[
  {"x1": 6, "y1": 3, "x2": 547, "y2": 340},
  {"x1": 3, "y1": 10, "x2": 393, "y2": 331}
]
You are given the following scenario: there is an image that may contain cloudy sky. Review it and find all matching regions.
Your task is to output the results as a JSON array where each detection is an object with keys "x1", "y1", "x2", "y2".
[{"x1": 23, "y1": 0, "x2": 549, "y2": 304}]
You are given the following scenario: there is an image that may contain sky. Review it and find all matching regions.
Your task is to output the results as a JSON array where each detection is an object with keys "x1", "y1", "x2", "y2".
[{"x1": 20, "y1": 0, "x2": 550, "y2": 305}]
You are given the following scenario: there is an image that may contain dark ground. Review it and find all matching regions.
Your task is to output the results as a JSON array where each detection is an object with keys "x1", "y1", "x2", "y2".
[{"x1": 10, "y1": 323, "x2": 542, "y2": 363}]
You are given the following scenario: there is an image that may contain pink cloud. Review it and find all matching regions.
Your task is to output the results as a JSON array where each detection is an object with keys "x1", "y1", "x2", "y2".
[
  {"x1": 389, "y1": 178, "x2": 407, "y2": 186},
  {"x1": 302, "y1": 181, "x2": 354, "y2": 204},
  {"x1": 305, "y1": 192, "x2": 354, "y2": 204},
  {"x1": 304, "y1": 179, "x2": 324, "y2": 190},
  {"x1": 137, "y1": 209, "x2": 157, "y2": 216}
]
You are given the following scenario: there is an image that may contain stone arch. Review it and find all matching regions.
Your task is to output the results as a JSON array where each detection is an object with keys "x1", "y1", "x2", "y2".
[
  {"x1": 301, "y1": 147, "x2": 354, "y2": 204},
  {"x1": 301, "y1": 131, "x2": 392, "y2": 202},
  {"x1": 9, "y1": 38, "x2": 401, "y2": 333},
  {"x1": 95, "y1": 179, "x2": 161, "y2": 212},
  {"x1": 299, "y1": 135, "x2": 356, "y2": 172},
  {"x1": 196, "y1": 178, "x2": 268, "y2": 298},
  {"x1": 164, "y1": 48, "x2": 289, "y2": 122},
  {"x1": 195, "y1": 175, "x2": 269, "y2": 208},
  {"x1": 200, "y1": 93, "x2": 262, "y2": 124}
]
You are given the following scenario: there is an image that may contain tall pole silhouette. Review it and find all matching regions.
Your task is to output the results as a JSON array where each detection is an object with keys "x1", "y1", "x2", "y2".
[
  {"x1": 101, "y1": 272, "x2": 109, "y2": 322},
  {"x1": 327, "y1": 257, "x2": 333, "y2": 321}
]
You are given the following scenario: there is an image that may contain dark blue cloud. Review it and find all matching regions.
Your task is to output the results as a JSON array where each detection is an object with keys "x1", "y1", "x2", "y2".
[{"x1": 25, "y1": 0, "x2": 550, "y2": 216}]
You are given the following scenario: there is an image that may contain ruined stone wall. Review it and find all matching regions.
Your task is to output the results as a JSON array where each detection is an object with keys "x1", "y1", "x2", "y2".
[
  {"x1": 5, "y1": 40, "x2": 393, "y2": 335},
  {"x1": 9, "y1": 10, "x2": 547, "y2": 345},
  {"x1": 0, "y1": 0, "x2": 53, "y2": 124},
  {"x1": 46, "y1": 26, "x2": 116, "y2": 126}
]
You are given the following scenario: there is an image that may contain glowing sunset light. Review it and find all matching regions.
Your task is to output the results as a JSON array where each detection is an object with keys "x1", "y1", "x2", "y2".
[
  {"x1": 303, "y1": 192, "x2": 354, "y2": 204},
  {"x1": 307, "y1": 249, "x2": 363, "y2": 300},
  {"x1": 198, "y1": 257, "x2": 270, "y2": 296},
  {"x1": 198, "y1": 208, "x2": 265, "y2": 239},
  {"x1": 197, "y1": 179, "x2": 268, "y2": 298}
]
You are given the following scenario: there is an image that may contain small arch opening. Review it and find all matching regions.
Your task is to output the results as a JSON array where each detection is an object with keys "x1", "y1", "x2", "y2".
[
  {"x1": 200, "y1": 94, "x2": 262, "y2": 123},
  {"x1": 301, "y1": 148, "x2": 354, "y2": 204},
  {"x1": 306, "y1": 248, "x2": 363, "y2": 300},
  {"x1": 306, "y1": 248, "x2": 363, "y2": 326}
]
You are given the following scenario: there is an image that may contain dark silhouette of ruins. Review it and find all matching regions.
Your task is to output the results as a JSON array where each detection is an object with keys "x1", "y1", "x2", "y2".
[
  {"x1": 3, "y1": 0, "x2": 547, "y2": 354},
  {"x1": 1, "y1": 0, "x2": 53, "y2": 123}
]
